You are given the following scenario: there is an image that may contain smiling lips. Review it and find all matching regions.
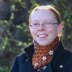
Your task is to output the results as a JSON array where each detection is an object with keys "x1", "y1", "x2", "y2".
[{"x1": 37, "y1": 34, "x2": 48, "y2": 38}]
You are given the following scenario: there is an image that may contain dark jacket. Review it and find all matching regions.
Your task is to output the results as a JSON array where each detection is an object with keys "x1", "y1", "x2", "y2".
[{"x1": 11, "y1": 42, "x2": 72, "y2": 72}]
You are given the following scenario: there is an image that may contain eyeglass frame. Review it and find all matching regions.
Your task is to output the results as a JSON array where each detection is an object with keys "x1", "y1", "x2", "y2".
[{"x1": 29, "y1": 22, "x2": 59, "y2": 29}]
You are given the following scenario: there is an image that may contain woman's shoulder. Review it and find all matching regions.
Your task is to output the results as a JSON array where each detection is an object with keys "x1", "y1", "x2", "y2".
[
  {"x1": 62, "y1": 49, "x2": 72, "y2": 65},
  {"x1": 67, "y1": 49, "x2": 72, "y2": 60},
  {"x1": 11, "y1": 52, "x2": 28, "y2": 72},
  {"x1": 64, "y1": 49, "x2": 72, "y2": 58},
  {"x1": 16, "y1": 52, "x2": 28, "y2": 62}
]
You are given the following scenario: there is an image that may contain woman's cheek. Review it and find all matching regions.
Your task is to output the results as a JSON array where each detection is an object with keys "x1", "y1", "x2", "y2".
[
  {"x1": 46, "y1": 29, "x2": 53, "y2": 34},
  {"x1": 30, "y1": 30, "x2": 37, "y2": 37}
]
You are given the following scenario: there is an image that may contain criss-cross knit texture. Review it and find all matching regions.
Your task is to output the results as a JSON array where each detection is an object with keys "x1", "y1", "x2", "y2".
[{"x1": 32, "y1": 37, "x2": 60, "y2": 69}]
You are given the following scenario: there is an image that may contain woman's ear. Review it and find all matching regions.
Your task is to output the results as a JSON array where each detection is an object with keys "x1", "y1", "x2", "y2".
[{"x1": 57, "y1": 22, "x2": 64, "y2": 36}]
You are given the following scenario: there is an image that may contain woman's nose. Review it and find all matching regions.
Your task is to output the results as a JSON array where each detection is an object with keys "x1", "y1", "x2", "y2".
[{"x1": 38, "y1": 24, "x2": 45, "y2": 31}]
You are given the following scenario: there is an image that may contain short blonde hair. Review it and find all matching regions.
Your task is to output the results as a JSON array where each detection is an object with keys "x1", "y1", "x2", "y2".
[{"x1": 29, "y1": 5, "x2": 61, "y2": 24}]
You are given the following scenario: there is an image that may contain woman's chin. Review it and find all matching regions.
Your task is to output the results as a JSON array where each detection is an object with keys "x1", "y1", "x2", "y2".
[{"x1": 37, "y1": 41, "x2": 50, "y2": 46}]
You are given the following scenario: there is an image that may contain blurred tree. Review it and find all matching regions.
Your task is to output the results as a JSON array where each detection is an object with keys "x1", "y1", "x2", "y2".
[
  {"x1": 0, "y1": 0, "x2": 11, "y2": 20},
  {"x1": 12, "y1": 2, "x2": 29, "y2": 25}
]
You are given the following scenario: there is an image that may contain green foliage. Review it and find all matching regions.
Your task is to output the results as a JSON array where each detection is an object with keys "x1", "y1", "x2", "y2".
[{"x1": 0, "y1": 67, "x2": 9, "y2": 72}]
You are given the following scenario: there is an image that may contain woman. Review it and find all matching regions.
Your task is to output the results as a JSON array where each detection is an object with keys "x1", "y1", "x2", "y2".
[{"x1": 11, "y1": 5, "x2": 72, "y2": 72}]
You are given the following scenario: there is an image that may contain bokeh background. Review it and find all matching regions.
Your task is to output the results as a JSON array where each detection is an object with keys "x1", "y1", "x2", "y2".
[{"x1": 0, "y1": 0, "x2": 72, "y2": 72}]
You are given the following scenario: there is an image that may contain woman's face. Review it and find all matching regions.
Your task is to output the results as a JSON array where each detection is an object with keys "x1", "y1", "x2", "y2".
[{"x1": 29, "y1": 10, "x2": 63, "y2": 46}]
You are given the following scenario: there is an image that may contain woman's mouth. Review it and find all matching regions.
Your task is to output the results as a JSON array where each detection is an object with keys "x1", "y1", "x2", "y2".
[{"x1": 37, "y1": 34, "x2": 48, "y2": 38}]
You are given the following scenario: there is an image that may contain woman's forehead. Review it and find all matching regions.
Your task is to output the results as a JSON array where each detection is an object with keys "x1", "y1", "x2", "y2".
[{"x1": 31, "y1": 9, "x2": 57, "y2": 22}]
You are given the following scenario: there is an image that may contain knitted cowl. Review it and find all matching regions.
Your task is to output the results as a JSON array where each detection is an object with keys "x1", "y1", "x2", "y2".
[{"x1": 32, "y1": 36, "x2": 60, "y2": 70}]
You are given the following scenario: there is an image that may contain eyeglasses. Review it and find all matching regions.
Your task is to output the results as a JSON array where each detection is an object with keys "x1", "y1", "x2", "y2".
[{"x1": 29, "y1": 22, "x2": 58, "y2": 29}]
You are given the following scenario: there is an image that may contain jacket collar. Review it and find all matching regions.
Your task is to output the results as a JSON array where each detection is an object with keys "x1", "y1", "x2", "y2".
[
  {"x1": 24, "y1": 44, "x2": 34, "y2": 59},
  {"x1": 24, "y1": 42, "x2": 64, "y2": 60},
  {"x1": 53, "y1": 42, "x2": 64, "y2": 61}
]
